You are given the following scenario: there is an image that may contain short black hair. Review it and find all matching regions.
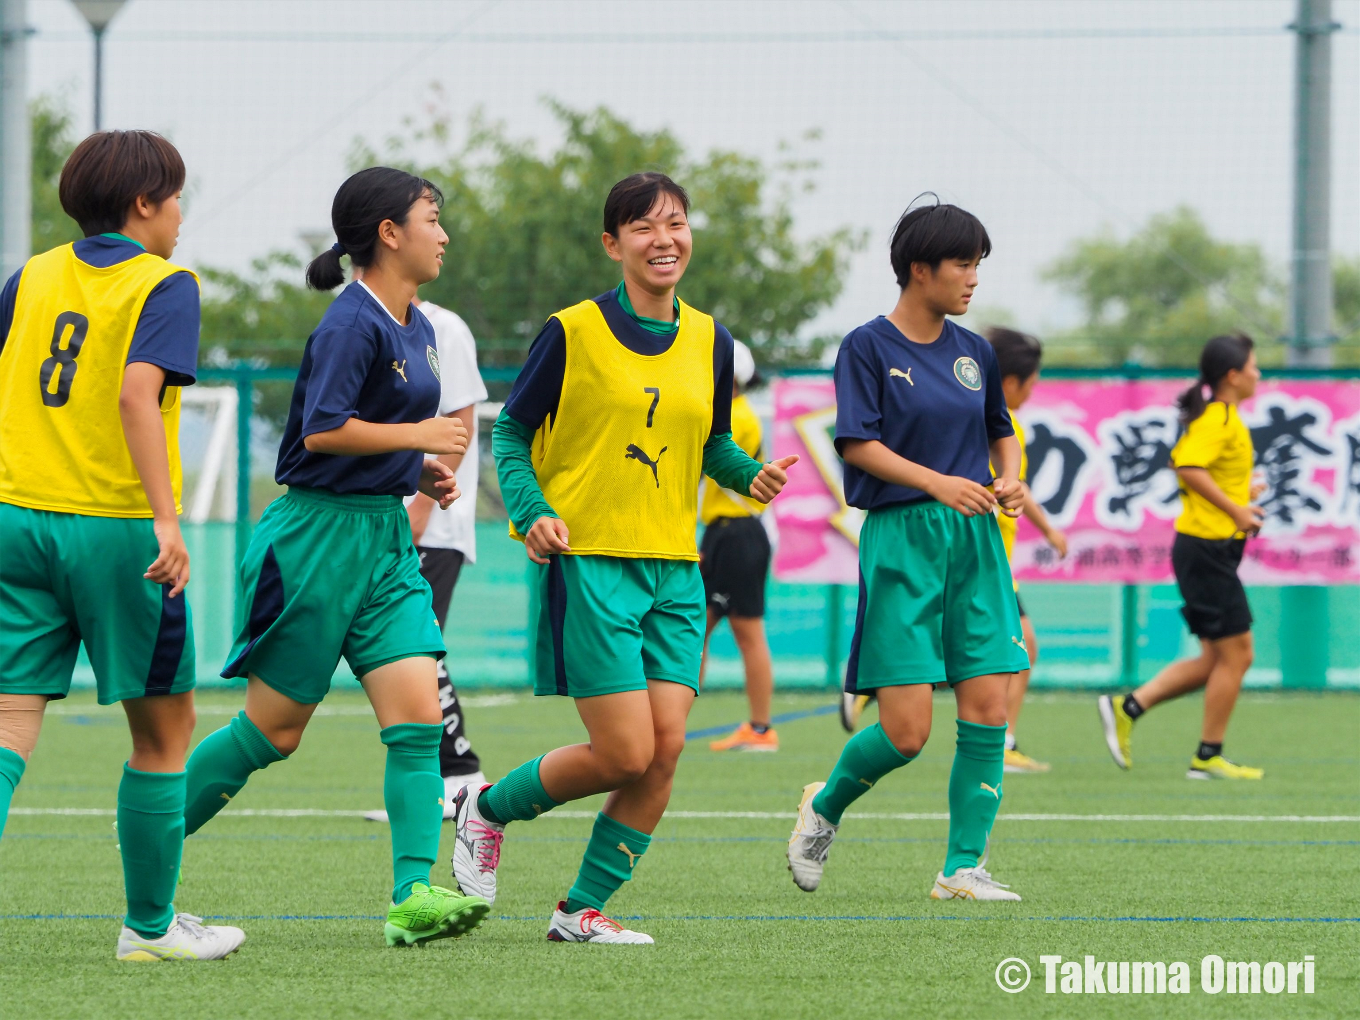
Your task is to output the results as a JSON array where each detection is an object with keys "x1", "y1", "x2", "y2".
[
  {"x1": 985, "y1": 327, "x2": 1043, "y2": 381},
  {"x1": 603, "y1": 172, "x2": 689, "y2": 236},
  {"x1": 889, "y1": 195, "x2": 991, "y2": 289},
  {"x1": 59, "y1": 130, "x2": 186, "y2": 237}
]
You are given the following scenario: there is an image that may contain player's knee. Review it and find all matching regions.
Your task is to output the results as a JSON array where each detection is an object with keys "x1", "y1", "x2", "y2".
[
  {"x1": 256, "y1": 722, "x2": 304, "y2": 757},
  {"x1": 598, "y1": 739, "x2": 653, "y2": 786},
  {"x1": 879, "y1": 718, "x2": 929, "y2": 758}
]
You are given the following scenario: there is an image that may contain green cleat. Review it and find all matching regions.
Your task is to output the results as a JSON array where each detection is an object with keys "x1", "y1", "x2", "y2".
[{"x1": 383, "y1": 882, "x2": 489, "y2": 947}]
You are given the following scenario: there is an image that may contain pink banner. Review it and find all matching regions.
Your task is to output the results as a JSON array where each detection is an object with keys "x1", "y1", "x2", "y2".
[{"x1": 772, "y1": 375, "x2": 1360, "y2": 585}]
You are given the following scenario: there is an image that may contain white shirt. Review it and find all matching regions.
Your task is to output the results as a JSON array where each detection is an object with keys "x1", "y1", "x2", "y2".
[{"x1": 408, "y1": 301, "x2": 488, "y2": 560}]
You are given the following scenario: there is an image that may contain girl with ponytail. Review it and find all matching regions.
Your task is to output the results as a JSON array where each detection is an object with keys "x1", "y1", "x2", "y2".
[
  {"x1": 1099, "y1": 332, "x2": 1266, "y2": 782},
  {"x1": 181, "y1": 167, "x2": 492, "y2": 946}
]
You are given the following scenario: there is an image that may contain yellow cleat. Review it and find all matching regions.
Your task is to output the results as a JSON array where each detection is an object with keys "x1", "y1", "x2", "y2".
[
  {"x1": 839, "y1": 693, "x2": 872, "y2": 733},
  {"x1": 1003, "y1": 748, "x2": 1051, "y2": 774},
  {"x1": 1097, "y1": 694, "x2": 1134, "y2": 769},
  {"x1": 709, "y1": 721, "x2": 779, "y2": 752},
  {"x1": 1187, "y1": 755, "x2": 1264, "y2": 780}
]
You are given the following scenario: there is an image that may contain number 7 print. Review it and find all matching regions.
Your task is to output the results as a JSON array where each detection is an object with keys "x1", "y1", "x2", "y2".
[{"x1": 644, "y1": 387, "x2": 660, "y2": 427}]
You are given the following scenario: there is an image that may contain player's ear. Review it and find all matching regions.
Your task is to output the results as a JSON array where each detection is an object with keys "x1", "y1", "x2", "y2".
[{"x1": 601, "y1": 231, "x2": 623, "y2": 263}]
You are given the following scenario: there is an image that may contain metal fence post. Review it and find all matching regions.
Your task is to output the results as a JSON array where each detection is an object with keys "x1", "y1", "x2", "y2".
[
  {"x1": 234, "y1": 370, "x2": 252, "y2": 580},
  {"x1": 1118, "y1": 584, "x2": 1140, "y2": 687},
  {"x1": 825, "y1": 583, "x2": 844, "y2": 689}
]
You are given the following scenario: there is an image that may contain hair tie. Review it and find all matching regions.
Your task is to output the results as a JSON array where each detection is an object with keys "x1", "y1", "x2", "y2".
[{"x1": 330, "y1": 241, "x2": 345, "y2": 256}]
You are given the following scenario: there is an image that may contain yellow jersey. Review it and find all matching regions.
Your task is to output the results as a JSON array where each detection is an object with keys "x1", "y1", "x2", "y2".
[
  {"x1": 700, "y1": 392, "x2": 764, "y2": 523},
  {"x1": 1170, "y1": 401, "x2": 1254, "y2": 539},
  {"x1": 0, "y1": 244, "x2": 197, "y2": 517},
  {"x1": 995, "y1": 409, "x2": 1026, "y2": 562},
  {"x1": 510, "y1": 297, "x2": 715, "y2": 559}
]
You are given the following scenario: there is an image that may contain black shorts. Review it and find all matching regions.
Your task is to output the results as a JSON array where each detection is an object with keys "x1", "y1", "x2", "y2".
[
  {"x1": 417, "y1": 547, "x2": 465, "y2": 629},
  {"x1": 699, "y1": 516, "x2": 771, "y2": 619},
  {"x1": 1171, "y1": 532, "x2": 1252, "y2": 640}
]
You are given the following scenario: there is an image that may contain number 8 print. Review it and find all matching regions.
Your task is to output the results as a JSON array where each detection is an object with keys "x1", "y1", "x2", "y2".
[{"x1": 39, "y1": 311, "x2": 89, "y2": 408}]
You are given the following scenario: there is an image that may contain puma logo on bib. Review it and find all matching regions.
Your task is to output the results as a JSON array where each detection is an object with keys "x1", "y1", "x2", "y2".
[{"x1": 624, "y1": 444, "x2": 668, "y2": 487}]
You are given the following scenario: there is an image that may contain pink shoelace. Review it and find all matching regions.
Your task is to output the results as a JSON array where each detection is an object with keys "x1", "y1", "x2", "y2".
[{"x1": 468, "y1": 820, "x2": 503, "y2": 873}]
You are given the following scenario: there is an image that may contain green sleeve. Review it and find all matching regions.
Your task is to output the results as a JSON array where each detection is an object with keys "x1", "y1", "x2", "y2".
[
  {"x1": 703, "y1": 431, "x2": 763, "y2": 494},
  {"x1": 491, "y1": 409, "x2": 557, "y2": 534}
]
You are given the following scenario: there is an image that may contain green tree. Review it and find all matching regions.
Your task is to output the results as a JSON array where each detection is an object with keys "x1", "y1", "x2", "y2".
[
  {"x1": 1334, "y1": 257, "x2": 1360, "y2": 365},
  {"x1": 30, "y1": 96, "x2": 83, "y2": 253},
  {"x1": 1043, "y1": 207, "x2": 1283, "y2": 366},
  {"x1": 367, "y1": 101, "x2": 859, "y2": 366}
]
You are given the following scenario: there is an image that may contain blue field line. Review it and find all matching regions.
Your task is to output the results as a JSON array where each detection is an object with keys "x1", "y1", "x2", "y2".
[
  {"x1": 685, "y1": 703, "x2": 838, "y2": 741},
  {"x1": 4, "y1": 913, "x2": 1357, "y2": 924}
]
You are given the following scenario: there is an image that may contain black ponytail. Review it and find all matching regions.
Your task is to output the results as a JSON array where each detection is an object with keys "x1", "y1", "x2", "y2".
[
  {"x1": 305, "y1": 166, "x2": 444, "y2": 291},
  {"x1": 1176, "y1": 332, "x2": 1254, "y2": 425}
]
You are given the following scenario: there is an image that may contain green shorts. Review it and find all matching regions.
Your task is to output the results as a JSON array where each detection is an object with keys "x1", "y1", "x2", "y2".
[
  {"x1": 0, "y1": 502, "x2": 195, "y2": 705},
  {"x1": 531, "y1": 555, "x2": 704, "y2": 698},
  {"x1": 222, "y1": 488, "x2": 445, "y2": 704},
  {"x1": 845, "y1": 501, "x2": 1029, "y2": 692}
]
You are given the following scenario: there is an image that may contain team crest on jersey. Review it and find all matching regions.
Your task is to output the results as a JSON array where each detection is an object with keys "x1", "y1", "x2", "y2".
[
  {"x1": 426, "y1": 345, "x2": 440, "y2": 381},
  {"x1": 953, "y1": 356, "x2": 982, "y2": 391}
]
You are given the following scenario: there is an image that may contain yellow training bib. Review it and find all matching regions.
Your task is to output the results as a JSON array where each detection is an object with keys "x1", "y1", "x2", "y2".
[
  {"x1": 511, "y1": 297, "x2": 715, "y2": 559},
  {"x1": 1170, "y1": 402, "x2": 1254, "y2": 540},
  {"x1": 995, "y1": 410, "x2": 1027, "y2": 562},
  {"x1": 700, "y1": 392, "x2": 765, "y2": 523},
  {"x1": 0, "y1": 244, "x2": 197, "y2": 517}
]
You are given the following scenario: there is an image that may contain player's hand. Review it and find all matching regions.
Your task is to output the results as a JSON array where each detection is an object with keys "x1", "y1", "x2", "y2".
[
  {"x1": 927, "y1": 474, "x2": 997, "y2": 517},
  {"x1": 418, "y1": 458, "x2": 459, "y2": 509},
  {"x1": 1044, "y1": 526, "x2": 1069, "y2": 559},
  {"x1": 146, "y1": 517, "x2": 190, "y2": 597},
  {"x1": 1232, "y1": 503, "x2": 1265, "y2": 536},
  {"x1": 991, "y1": 477, "x2": 1024, "y2": 518},
  {"x1": 1250, "y1": 479, "x2": 1268, "y2": 500},
  {"x1": 413, "y1": 415, "x2": 468, "y2": 456},
  {"x1": 525, "y1": 515, "x2": 570, "y2": 564},
  {"x1": 749, "y1": 455, "x2": 799, "y2": 504}
]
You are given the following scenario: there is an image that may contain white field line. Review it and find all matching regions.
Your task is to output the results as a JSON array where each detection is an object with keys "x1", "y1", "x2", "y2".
[{"x1": 10, "y1": 807, "x2": 1359, "y2": 823}]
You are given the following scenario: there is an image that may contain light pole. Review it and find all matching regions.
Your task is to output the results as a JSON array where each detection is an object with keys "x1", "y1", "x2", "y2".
[{"x1": 72, "y1": 0, "x2": 125, "y2": 131}]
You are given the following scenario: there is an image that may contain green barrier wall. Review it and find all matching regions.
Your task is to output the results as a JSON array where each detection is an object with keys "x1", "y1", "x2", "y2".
[{"x1": 70, "y1": 522, "x2": 1359, "y2": 693}]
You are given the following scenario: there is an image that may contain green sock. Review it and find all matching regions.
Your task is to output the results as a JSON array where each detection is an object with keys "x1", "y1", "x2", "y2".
[
  {"x1": 118, "y1": 765, "x2": 186, "y2": 940},
  {"x1": 0, "y1": 747, "x2": 25, "y2": 841},
  {"x1": 381, "y1": 723, "x2": 444, "y2": 903},
  {"x1": 478, "y1": 755, "x2": 560, "y2": 825},
  {"x1": 811, "y1": 722, "x2": 915, "y2": 825},
  {"x1": 564, "y1": 812, "x2": 651, "y2": 913},
  {"x1": 944, "y1": 719, "x2": 1007, "y2": 877},
  {"x1": 183, "y1": 711, "x2": 287, "y2": 836}
]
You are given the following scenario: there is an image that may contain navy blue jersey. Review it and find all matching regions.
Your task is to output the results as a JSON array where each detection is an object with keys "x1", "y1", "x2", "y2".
[
  {"x1": 275, "y1": 282, "x2": 441, "y2": 496},
  {"x1": 834, "y1": 317, "x2": 1013, "y2": 510},
  {"x1": 504, "y1": 288, "x2": 735, "y2": 437},
  {"x1": 0, "y1": 235, "x2": 199, "y2": 385}
]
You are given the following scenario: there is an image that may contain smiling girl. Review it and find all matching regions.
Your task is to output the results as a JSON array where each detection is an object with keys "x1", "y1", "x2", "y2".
[
  {"x1": 179, "y1": 167, "x2": 490, "y2": 947},
  {"x1": 449, "y1": 172, "x2": 796, "y2": 944}
]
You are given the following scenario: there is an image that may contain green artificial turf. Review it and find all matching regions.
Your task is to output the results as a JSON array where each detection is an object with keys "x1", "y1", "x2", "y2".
[{"x1": 1, "y1": 689, "x2": 1356, "y2": 1019}]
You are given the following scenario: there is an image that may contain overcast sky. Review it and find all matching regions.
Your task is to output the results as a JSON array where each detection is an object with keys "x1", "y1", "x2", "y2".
[{"x1": 24, "y1": 0, "x2": 1360, "y2": 341}]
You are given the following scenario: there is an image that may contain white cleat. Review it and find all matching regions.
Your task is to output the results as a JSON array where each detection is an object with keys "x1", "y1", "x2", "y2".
[
  {"x1": 363, "y1": 771, "x2": 487, "y2": 823},
  {"x1": 116, "y1": 913, "x2": 246, "y2": 961},
  {"x1": 787, "y1": 782, "x2": 838, "y2": 892},
  {"x1": 450, "y1": 782, "x2": 503, "y2": 905},
  {"x1": 546, "y1": 901, "x2": 653, "y2": 944},
  {"x1": 930, "y1": 866, "x2": 1022, "y2": 902}
]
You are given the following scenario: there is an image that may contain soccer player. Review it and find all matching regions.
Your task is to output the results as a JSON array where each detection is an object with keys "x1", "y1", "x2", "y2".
[
  {"x1": 449, "y1": 172, "x2": 795, "y2": 943},
  {"x1": 363, "y1": 295, "x2": 488, "y2": 823},
  {"x1": 0, "y1": 130, "x2": 244, "y2": 960},
  {"x1": 985, "y1": 327, "x2": 1068, "y2": 774},
  {"x1": 1099, "y1": 333, "x2": 1264, "y2": 780},
  {"x1": 178, "y1": 167, "x2": 490, "y2": 946},
  {"x1": 786, "y1": 199, "x2": 1030, "y2": 902},
  {"x1": 702, "y1": 341, "x2": 780, "y2": 752}
]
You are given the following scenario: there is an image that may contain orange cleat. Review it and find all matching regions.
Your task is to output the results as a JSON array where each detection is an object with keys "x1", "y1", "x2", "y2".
[{"x1": 709, "y1": 721, "x2": 779, "y2": 752}]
